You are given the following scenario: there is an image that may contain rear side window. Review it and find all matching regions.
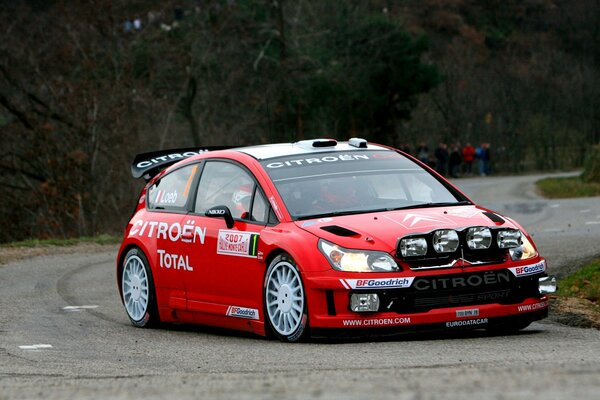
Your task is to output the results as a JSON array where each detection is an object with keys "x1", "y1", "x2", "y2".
[{"x1": 147, "y1": 164, "x2": 199, "y2": 210}]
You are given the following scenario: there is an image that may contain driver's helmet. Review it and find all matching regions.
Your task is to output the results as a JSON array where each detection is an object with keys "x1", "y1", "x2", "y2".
[
  {"x1": 232, "y1": 183, "x2": 253, "y2": 217},
  {"x1": 321, "y1": 180, "x2": 359, "y2": 208}
]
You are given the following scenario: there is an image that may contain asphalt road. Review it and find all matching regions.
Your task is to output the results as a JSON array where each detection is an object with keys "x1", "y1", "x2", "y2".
[{"x1": 1, "y1": 173, "x2": 600, "y2": 399}]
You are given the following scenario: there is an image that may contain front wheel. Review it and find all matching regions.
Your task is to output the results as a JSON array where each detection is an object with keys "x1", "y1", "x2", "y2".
[
  {"x1": 121, "y1": 248, "x2": 159, "y2": 328},
  {"x1": 264, "y1": 254, "x2": 309, "y2": 342}
]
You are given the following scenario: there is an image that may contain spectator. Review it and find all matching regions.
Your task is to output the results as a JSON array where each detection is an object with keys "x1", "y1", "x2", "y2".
[
  {"x1": 462, "y1": 143, "x2": 476, "y2": 175},
  {"x1": 400, "y1": 143, "x2": 412, "y2": 155},
  {"x1": 416, "y1": 142, "x2": 429, "y2": 164},
  {"x1": 133, "y1": 17, "x2": 142, "y2": 30},
  {"x1": 434, "y1": 143, "x2": 449, "y2": 176},
  {"x1": 478, "y1": 143, "x2": 491, "y2": 176},
  {"x1": 123, "y1": 19, "x2": 133, "y2": 33},
  {"x1": 449, "y1": 144, "x2": 461, "y2": 178}
]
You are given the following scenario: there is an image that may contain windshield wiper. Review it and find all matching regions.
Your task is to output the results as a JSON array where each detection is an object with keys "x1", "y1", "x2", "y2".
[
  {"x1": 297, "y1": 208, "x2": 390, "y2": 220},
  {"x1": 296, "y1": 202, "x2": 471, "y2": 220},
  {"x1": 389, "y1": 200, "x2": 471, "y2": 211}
]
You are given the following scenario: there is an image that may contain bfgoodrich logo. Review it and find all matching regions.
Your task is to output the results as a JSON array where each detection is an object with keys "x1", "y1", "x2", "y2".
[
  {"x1": 226, "y1": 306, "x2": 259, "y2": 320},
  {"x1": 341, "y1": 277, "x2": 415, "y2": 290}
]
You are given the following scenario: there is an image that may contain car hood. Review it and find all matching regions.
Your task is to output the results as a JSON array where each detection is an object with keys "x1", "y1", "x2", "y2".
[{"x1": 295, "y1": 205, "x2": 518, "y2": 252}]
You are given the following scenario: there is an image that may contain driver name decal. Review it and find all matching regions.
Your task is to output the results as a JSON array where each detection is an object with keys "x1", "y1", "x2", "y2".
[{"x1": 217, "y1": 230, "x2": 260, "y2": 258}]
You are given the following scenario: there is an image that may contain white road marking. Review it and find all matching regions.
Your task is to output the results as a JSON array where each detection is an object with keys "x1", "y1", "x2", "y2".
[
  {"x1": 62, "y1": 305, "x2": 99, "y2": 312},
  {"x1": 585, "y1": 221, "x2": 600, "y2": 225},
  {"x1": 580, "y1": 209, "x2": 591, "y2": 213},
  {"x1": 550, "y1": 204, "x2": 561, "y2": 208},
  {"x1": 543, "y1": 228, "x2": 562, "y2": 232},
  {"x1": 19, "y1": 344, "x2": 53, "y2": 350}
]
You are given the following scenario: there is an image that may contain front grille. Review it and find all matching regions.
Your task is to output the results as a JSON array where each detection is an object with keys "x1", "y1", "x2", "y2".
[{"x1": 354, "y1": 270, "x2": 540, "y2": 314}]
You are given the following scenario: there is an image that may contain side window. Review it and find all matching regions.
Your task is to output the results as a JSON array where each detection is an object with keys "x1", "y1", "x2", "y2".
[
  {"x1": 147, "y1": 164, "x2": 199, "y2": 210},
  {"x1": 195, "y1": 161, "x2": 256, "y2": 219},
  {"x1": 251, "y1": 188, "x2": 268, "y2": 224}
]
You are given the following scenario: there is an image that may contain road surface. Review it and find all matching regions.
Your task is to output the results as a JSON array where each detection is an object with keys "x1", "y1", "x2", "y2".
[{"x1": 1, "y1": 173, "x2": 599, "y2": 399}]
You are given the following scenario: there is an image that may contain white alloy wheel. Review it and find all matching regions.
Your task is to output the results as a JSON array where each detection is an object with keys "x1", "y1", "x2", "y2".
[
  {"x1": 122, "y1": 253, "x2": 150, "y2": 323},
  {"x1": 265, "y1": 257, "x2": 306, "y2": 339}
]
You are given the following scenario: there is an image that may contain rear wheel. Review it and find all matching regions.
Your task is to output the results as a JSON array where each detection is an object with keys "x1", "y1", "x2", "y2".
[
  {"x1": 264, "y1": 254, "x2": 308, "y2": 342},
  {"x1": 121, "y1": 248, "x2": 158, "y2": 327}
]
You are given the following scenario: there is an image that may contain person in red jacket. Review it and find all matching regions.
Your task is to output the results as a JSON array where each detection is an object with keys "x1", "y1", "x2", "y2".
[{"x1": 462, "y1": 143, "x2": 476, "y2": 175}]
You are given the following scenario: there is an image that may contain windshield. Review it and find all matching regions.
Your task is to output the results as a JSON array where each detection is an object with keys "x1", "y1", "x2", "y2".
[{"x1": 261, "y1": 150, "x2": 467, "y2": 219}]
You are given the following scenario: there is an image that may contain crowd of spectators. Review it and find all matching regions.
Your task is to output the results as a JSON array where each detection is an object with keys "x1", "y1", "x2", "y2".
[{"x1": 400, "y1": 142, "x2": 492, "y2": 178}]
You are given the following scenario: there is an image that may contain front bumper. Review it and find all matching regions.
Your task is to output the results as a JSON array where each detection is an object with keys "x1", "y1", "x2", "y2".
[
  {"x1": 310, "y1": 296, "x2": 548, "y2": 330},
  {"x1": 303, "y1": 261, "x2": 551, "y2": 333}
]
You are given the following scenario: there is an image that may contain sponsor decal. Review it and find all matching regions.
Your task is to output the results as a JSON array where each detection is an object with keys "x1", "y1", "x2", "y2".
[
  {"x1": 341, "y1": 277, "x2": 415, "y2": 290},
  {"x1": 226, "y1": 306, "x2": 259, "y2": 320},
  {"x1": 456, "y1": 308, "x2": 479, "y2": 318},
  {"x1": 509, "y1": 261, "x2": 546, "y2": 277},
  {"x1": 157, "y1": 249, "x2": 194, "y2": 271},
  {"x1": 318, "y1": 218, "x2": 333, "y2": 223},
  {"x1": 266, "y1": 154, "x2": 370, "y2": 169},
  {"x1": 301, "y1": 221, "x2": 317, "y2": 228},
  {"x1": 129, "y1": 219, "x2": 206, "y2": 244},
  {"x1": 269, "y1": 196, "x2": 283, "y2": 220},
  {"x1": 517, "y1": 300, "x2": 549, "y2": 313},
  {"x1": 342, "y1": 317, "x2": 412, "y2": 327},
  {"x1": 217, "y1": 230, "x2": 259, "y2": 258},
  {"x1": 207, "y1": 208, "x2": 226, "y2": 216},
  {"x1": 413, "y1": 271, "x2": 511, "y2": 291},
  {"x1": 475, "y1": 290, "x2": 511, "y2": 301},
  {"x1": 136, "y1": 151, "x2": 203, "y2": 169},
  {"x1": 446, "y1": 318, "x2": 488, "y2": 328},
  {"x1": 138, "y1": 194, "x2": 146, "y2": 204}
]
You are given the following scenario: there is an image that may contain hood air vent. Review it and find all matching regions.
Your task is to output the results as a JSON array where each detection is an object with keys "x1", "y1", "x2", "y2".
[
  {"x1": 320, "y1": 225, "x2": 360, "y2": 237},
  {"x1": 483, "y1": 211, "x2": 505, "y2": 224}
]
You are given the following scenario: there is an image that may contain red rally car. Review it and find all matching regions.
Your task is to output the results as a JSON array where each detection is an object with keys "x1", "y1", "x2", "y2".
[{"x1": 117, "y1": 138, "x2": 556, "y2": 342}]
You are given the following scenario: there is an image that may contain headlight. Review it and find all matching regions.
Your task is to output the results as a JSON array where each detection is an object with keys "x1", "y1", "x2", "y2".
[
  {"x1": 432, "y1": 229, "x2": 459, "y2": 253},
  {"x1": 399, "y1": 237, "x2": 428, "y2": 257},
  {"x1": 318, "y1": 239, "x2": 399, "y2": 272},
  {"x1": 497, "y1": 229, "x2": 521, "y2": 249},
  {"x1": 509, "y1": 233, "x2": 538, "y2": 261},
  {"x1": 466, "y1": 227, "x2": 492, "y2": 249}
]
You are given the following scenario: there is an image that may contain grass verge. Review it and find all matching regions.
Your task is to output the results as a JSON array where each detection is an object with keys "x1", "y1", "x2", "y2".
[
  {"x1": 0, "y1": 235, "x2": 120, "y2": 265},
  {"x1": 0, "y1": 234, "x2": 120, "y2": 248},
  {"x1": 536, "y1": 176, "x2": 600, "y2": 198},
  {"x1": 550, "y1": 259, "x2": 600, "y2": 329}
]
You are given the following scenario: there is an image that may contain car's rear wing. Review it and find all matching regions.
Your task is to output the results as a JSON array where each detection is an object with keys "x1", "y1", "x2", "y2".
[{"x1": 131, "y1": 146, "x2": 233, "y2": 180}]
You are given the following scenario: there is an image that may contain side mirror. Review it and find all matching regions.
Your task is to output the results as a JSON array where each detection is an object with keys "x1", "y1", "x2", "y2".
[{"x1": 205, "y1": 205, "x2": 234, "y2": 228}]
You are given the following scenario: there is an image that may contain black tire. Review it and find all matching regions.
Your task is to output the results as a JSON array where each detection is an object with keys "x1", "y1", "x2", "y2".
[
  {"x1": 120, "y1": 247, "x2": 159, "y2": 328},
  {"x1": 263, "y1": 254, "x2": 309, "y2": 342}
]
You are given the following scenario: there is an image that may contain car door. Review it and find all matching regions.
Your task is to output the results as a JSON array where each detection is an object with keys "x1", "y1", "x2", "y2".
[
  {"x1": 141, "y1": 163, "x2": 201, "y2": 310},
  {"x1": 184, "y1": 160, "x2": 271, "y2": 319}
]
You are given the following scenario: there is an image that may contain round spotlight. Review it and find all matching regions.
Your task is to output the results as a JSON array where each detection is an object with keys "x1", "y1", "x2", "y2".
[
  {"x1": 498, "y1": 229, "x2": 521, "y2": 249},
  {"x1": 432, "y1": 229, "x2": 459, "y2": 253},
  {"x1": 466, "y1": 227, "x2": 492, "y2": 249},
  {"x1": 400, "y1": 237, "x2": 428, "y2": 257}
]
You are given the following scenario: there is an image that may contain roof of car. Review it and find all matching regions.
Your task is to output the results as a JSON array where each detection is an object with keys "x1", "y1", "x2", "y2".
[{"x1": 236, "y1": 139, "x2": 391, "y2": 160}]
